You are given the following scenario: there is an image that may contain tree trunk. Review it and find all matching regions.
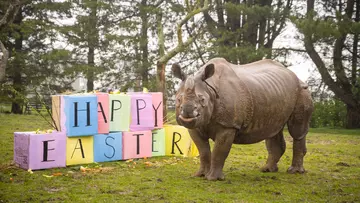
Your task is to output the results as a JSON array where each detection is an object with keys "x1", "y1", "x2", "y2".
[
  {"x1": 87, "y1": 46, "x2": 95, "y2": 91},
  {"x1": 87, "y1": 0, "x2": 97, "y2": 92},
  {"x1": 352, "y1": 0, "x2": 359, "y2": 86},
  {"x1": 157, "y1": 11, "x2": 167, "y2": 121},
  {"x1": 11, "y1": 6, "x2": 23, "y2": 114},
  {"x1": 140, "y1": 0, "x2": 149, "y2": 87},
  {"x1": 157, "y1": 61, "x2": 167, "y2": 120},
  {"x1": 346, "y1": 105, "x2": 360, "y2": 128}
]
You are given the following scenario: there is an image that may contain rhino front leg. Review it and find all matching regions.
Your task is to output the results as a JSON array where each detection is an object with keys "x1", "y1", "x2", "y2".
[
  {"x1": 188, "y1": 129, "x2": 211, "y2": 177},
  {"x1": 261, "y1": 130, "x2": 286, "y2": 172},
  {"x1": 206, "y1": 128, "x2": 236, "y2": 181}
]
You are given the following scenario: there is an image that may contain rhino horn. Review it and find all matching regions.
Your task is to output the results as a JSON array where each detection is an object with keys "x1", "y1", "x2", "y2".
[{"x1": 185, "y1": 76, "x2": 195, "y2": 93}]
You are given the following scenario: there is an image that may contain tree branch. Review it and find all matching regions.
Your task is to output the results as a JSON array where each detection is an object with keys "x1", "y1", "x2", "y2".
[
  {"x1": 185, "y1": 21, "x2": 206, "y2": 64},
  {"x1": 273, "y1": 47, "x2": 307, "y2": 53},
  {"x1": 265, "y1": 0, "x2": 292, "y2": 49},
  {"x1": 0, "y1": 0, "x2": 21, "y2": 27},
  {"x1": 159, "y1": 0, "x2": 209, "y2": 64},
  {"x1": 176, "y1": 0, "x2": 209, "y2": 46},
  {"x1": 202, "y1": 0, "x2": 221, "y2": 38},
  {"x1": 0, "y1": 40, "x2": 9, "y2": 82}
]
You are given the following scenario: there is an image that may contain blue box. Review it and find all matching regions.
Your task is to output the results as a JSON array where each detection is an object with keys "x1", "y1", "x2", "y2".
[
  {"x1": 62, "y1": 95, "x2": 98, "y2": 136},
  {"x1": 93, "y1": 133, "x2": 123, "y2": 162}
]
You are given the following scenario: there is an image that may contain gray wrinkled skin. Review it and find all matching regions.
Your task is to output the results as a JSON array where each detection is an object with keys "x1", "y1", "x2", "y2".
[{"x1": 172, "y1": 58, "x2": 313, "y2": 181}]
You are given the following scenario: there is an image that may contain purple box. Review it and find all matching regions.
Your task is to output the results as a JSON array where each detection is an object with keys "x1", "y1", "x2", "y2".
[{"x1": 14, "y1": 131, "x2": 66, "y2": 170}]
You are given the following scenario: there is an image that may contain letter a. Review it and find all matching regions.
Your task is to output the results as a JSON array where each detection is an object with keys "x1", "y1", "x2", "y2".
[
  {"x1": 98, "y1": 102, "x2": 108, "y2": 123},
  {"x1": 71, "y1": 139, "x2": 85, "y2": 159}
]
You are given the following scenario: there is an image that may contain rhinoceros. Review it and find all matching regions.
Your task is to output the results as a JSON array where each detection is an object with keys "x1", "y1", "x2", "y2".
[{"x1": 171, "y1": 58, "x2": 313, "y2": 181}]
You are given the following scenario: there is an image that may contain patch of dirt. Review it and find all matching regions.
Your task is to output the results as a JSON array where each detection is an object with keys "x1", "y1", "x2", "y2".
[
  {"x1": 265, "y1": 189, "x2": 282, "y2": 196},
  {"x1": 118, "y1": 190, "x2": 133, "y2": 195},
  {"x1": 45, "y1": 187, "x2": 63, "y2": 193},
  {"x1": 336, "y1": 162, "x2": 350, "y2": 167},
  {"x1": 100, "y1": 189, "x2": 132, "y2": 195},
  {"x1": 317, "y1": 140, "x2": 335, "y2": 145},
  {"x1": 47, "y1": 197, "x2": 66, "y2": 202},
  {"x1": 82, "y1": 167, "x2": 116, "y2": 173}
]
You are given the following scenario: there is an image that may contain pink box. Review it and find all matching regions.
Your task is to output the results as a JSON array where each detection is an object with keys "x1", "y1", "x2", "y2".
[
  {"x1": 152, "y1": 93, "x2": 163, "y2": 128},
  {"x1": 14, "y1": 131, "x2": 66, "y2": 170},
  {"x1": 129, "y1": 93, "x2": 154, "y2": 131},
  {"x1": 122, "y1": 131, "x2": 152, "y2": 160},
  {"x1": 97, "y1": 93, "x2": 109, "y2": 134}
]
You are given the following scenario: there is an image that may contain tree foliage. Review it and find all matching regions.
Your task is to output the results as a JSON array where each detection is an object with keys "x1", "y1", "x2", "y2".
[
  {"x1": 293, "y1": 0, "x2": 360, "y2": 128},
  {"x1": 202, "y1": 0, "x2": 292, "y2": 64}
]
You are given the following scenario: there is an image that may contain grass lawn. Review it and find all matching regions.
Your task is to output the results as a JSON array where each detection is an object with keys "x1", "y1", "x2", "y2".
[{"x1": 0, "y1": 113, "x2": 360, "y2": 202}]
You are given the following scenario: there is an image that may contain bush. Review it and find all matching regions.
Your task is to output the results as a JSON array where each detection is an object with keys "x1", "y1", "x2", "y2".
[{"x1": 310, "y1": 99, "x2": 346, "y2": 128}]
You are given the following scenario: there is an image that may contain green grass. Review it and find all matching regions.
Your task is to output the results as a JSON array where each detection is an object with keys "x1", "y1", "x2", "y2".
[{"x1": 1, "y1": 113, "x2": 360, "y2": 202}]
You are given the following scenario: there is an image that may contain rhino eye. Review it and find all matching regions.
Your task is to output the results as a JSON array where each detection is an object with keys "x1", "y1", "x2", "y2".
[
  {"x1": 198, "y1": 95, "x2": 205, "y2": 106},
  {"x1": 176, "y1": 94, "x2": 183, "y2": 107}
]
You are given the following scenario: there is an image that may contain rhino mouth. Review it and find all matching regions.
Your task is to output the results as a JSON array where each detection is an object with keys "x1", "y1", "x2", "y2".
[
  {"x1": 178, "y1": 115, "x2": 198, "y2": 128},
  {"x1": 179, "y1": 115, "x2": 197, "y2": 122}
]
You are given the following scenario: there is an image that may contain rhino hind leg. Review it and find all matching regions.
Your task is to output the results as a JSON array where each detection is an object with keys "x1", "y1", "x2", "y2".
[
  {"x1": 287, "y1": 89, "x2": 313, "y2": 174},
  {"x1": 261, "y1": 130, "x2": 286, "y2": 172}
]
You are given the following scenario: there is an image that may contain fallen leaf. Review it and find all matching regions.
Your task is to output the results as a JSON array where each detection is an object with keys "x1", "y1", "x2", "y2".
[
  {"x1": 80, "y1": 166, "x2": 87, "y2": 172},
  {"x1": 43, "y1": 175, "x2": 53, "y2": 178},
  {"x1": 52, "y1": 172, "x2": 63, "y2": 176},
  {"x1": 27, "y1": 169, "x2": 33, "y2": 174}
]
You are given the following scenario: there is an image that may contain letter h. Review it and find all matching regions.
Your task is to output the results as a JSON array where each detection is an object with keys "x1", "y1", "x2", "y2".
[{"x1": 73, "y1": 102, "x2": 91, "y2": 127}]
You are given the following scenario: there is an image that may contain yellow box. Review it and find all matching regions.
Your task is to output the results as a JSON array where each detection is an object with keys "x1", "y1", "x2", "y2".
[
  {"x1": 66, "y1": 136, "x2": 94, "y2": 165},
  {"x1": 164, "y1": 125, "x2": 199, "y2": 157}
]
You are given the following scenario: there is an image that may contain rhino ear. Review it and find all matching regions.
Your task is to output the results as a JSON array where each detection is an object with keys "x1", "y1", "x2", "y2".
[
  {"x1": 172, "y1": 63, "x2": 187, "y2": 81},
  {"x1": 202, "y1": 63, "x2": 215, "y2": 81}
]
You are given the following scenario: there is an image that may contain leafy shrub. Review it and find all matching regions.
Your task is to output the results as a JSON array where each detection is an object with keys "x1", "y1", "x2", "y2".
[{"x1": 310, "y1": 99, "x2": 346, "y2": 128}]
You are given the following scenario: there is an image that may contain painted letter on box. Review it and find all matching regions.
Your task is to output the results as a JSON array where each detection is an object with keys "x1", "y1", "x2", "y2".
[
  {"x1": 152, "y1": 92, "x2": 163, "y2": 129},
  {"x1": 62, "y1": 95, "x2": 98, "y2": 137},
  {"x1": 122, "y1": 131, "x2": 152, "y2": 159},
  {"x1": 14, "y1": 131, "x2": 66, "y2": 170},
  {"x1": 164, "y1": 125, "x2": 199, "y2": 157},
  {"x1": 66, "y1": 136, "x2": 94, "y2": 165},
  {"x1": 109, "y1": 94, "x2": 131, "y2": 132},
  {"x1": 97, "y1": 93, "x2": 109, "y2": 134},
  {"x1": 94, "y1": 133, "x2": 122, "y2": 162},
  {"x1": 130, "y1": 93, "x2": 154, "y2": 131},
  {"x1": 151, "y1": 128, "x2": 165, "y2": 157}
]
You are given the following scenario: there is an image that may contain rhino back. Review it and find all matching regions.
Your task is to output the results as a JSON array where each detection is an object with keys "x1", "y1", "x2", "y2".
[
  {"x1": 207, "y1": 59, "x2": 301, "y2": 143},
  {"x1": 236, "y1": 61, "x2": 300, "y2": 142}
]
